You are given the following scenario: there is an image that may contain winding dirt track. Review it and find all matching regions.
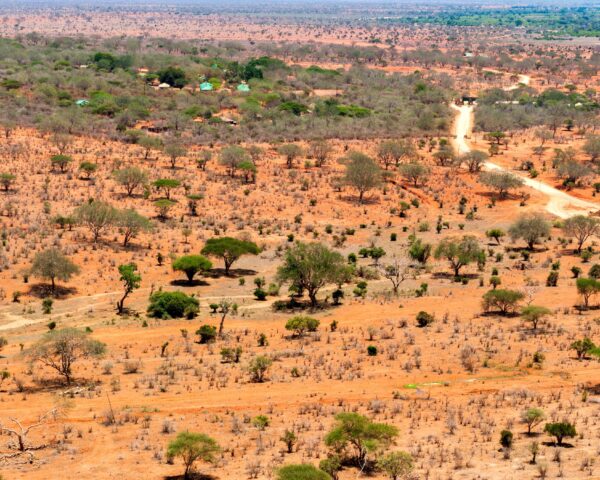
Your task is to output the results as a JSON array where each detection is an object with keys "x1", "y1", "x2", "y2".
[{"x1": 452, "y1": 74, "x2": 598, "y2": 219}]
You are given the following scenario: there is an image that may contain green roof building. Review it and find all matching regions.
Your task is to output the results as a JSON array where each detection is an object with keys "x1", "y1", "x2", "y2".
[
  {"x1": 237, "y1": 83, "x2": 250, "y2": 92},
  {"x1": 200, "y1": 82, "x2": 214, "y2": 91}
]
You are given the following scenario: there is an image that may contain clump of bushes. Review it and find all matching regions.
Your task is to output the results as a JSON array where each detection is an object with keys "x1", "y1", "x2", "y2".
[{"x1": 147, "y1": 291, "x2": 199, "y2": 319}]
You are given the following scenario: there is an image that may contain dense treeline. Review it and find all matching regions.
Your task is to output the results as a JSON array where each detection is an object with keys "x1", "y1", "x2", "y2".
[
  {"x1": 0, "y1": 37, "x2": 452, "y2": 144},
  {"x1": 475, "y1": 86, "x2": 599, "y2": 133}
]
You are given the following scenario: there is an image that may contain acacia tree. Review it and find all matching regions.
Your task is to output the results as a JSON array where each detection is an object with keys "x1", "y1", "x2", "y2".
[
  {"x1": 576, "y1": 277, "x2": 600, "y2": 308},
  {"x1": 556, "y1": 159, "x2": 591, "y2": 189},
  {"x1": 30, "y1": 248, "x2": 80, "y2": 293},
  {"x1": 509, "y1": 213, "x2": 551, "y2": 250},
  {"x1": 201, "y1": 237, "x2": 259, "y2": 275},
  {"x1": 74, "y1": 200, "x2": 117, "y2": 243},
  {"x1": 152, "y1": 178, "x2": 180, "y2": 200},
  {"x1": 377, "y1": 451, "x2": 414, "y2": 480},
  {"x1": 309, "y1": 140, "x2": 332, "y2": 167},
  {"x1": 521, "y1": 408, "x2": 546, "y2": 435},
  {"x1": 50, "y1": 154, "x2": 72, "y2": 173},
  {"x1": 219, "y1": 145, "x2": 249, "y2": 177},
  {"x1": 399, "y1": 161, "x2": 429, "y2": 187},
  {"x1": 460, "y1": 150, "x2": 488, "y2": 173},
  {"x1": 164, "y1": 142, "x2": 187, "y2": 169},
  {"x1": 216, "y1": 299, "x2": 238, "y2": 337},
  {"x1": 246, "y1": 145, "x2": 264, "y2": 165},
  {"x1": 78, "y1": 162, "x2": 97, "y2": 180},
  {"x1": 138, "y1": 135, "x2": 162, "y2": 160},
  {"x1": 116, "y1": 209, "x2": 152, "y2": 247},
  {"x1": 172, "y1": 255, "x2": 212, "y2": 284},
  {"x1": 113, "y1": 167, "x2": 148, "y2": 197},
  {"x1": 482, "y1": 289, "x2": 525, "y2": 315},
  {"x1": 167, "y1": 432, "x2": 220, "y2": 480},
  {"x1": 583, "y1": 134, "x2": 600, "y2": 162},
  {"x1": 0, "y1": 173, "x2": 16, "y2": 191},
  {"x1": 434, "y1": 236, "x2": 482, "y2": 277},
  {"x1": 278, "y1": 144, "x2": 303, "y2": 169},
  {"x1": 479, "y1": 171, "x2": 523, "y2": 199},
  {"x1": 521, "y1": 305, "x2": 551, "y2": 331},
  {"x1": 377, "y1": 140, "x2": 405, "y2": 170},
  {"x1": 563, "y1": 215, "x2": 600, "y2": 253},
  {"x1": 344, "y1": 151, "x2": 382, "y2": 204},
  {"x1": 277, "y1": 242, "x2": 349, "y2": 307},
  {"x1": 324, "y1": 412, "x2": 398, "y2": 470},
  {"x1": 116, "y1": 263, "x2": 141, "y2": 314},
  {"x1": 433, "y1": 144, "x2": 456, "y2": 167},
  {"x1": 26, "y1": 328, "x2": 106, "y2": 384}
]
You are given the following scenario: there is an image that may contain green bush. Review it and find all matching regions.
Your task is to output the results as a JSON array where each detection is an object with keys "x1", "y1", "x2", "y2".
[
  {"x1": 276, "y1": 464, "x2": 331, "y2": 480},
  {"x1": 285, "y1": 315, "x2": 320, "y2": 337},
  {"x1": 147, "y1": 291, "x2": 199, "y2": 319},
  {"x1": 196, "y1": 324, "x2": 217, "y2": 343},
  {"x1": 416, "y1": 311, "x2": 434, "y2": 327}
]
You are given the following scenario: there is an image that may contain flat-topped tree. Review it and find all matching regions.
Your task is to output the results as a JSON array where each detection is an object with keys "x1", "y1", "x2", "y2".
[
  {"x1": 167, "y1": 432, "x2": 219, "y2": 480},
  {"x1": 324, "y1": 412, "x2": 398, "y2": 470},
  {"x1": 154, "y1": 199, "x2": 176, "y2": 219},
  {"x1": 152, "y1": 178, "x2": 180, "y2": 199},
  {"x1": 50, "y1": 154, "x2": 72, "y2": 173},
  {"x1": 0, "y1": 173, "x2": 16, "y2": 191},
  {"x1": 172, "y1": 255, "x2": 212, "y2": 284},
  {"x1": 201, "y1": 237, "x2": 259, "y2": 275},
  {"x1": 239, "y1": 160, "x2": 257, "y2": 183},
  {"x1": 30, "y1": 248, "x2": 80, "y2": 294},
  {"x1": 78, "y1": 161, "x2": 97, "y2": 180}
]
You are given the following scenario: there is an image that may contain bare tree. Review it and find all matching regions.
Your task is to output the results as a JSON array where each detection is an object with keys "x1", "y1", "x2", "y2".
[{"x1": 380, "y1": 256, "x2": 410, "y2": 294}]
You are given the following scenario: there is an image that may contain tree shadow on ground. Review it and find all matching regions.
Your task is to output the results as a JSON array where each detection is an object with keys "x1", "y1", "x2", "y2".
[
  {"x1": 480, "y1": 311, "x2": 521, "y2": 318},
  {"x1": 431, "y1": 272, "x2": 480, "y2": 280},
  {"x1": 205, "y1": 268, "x2": 257, "y2": 279},
  {"x1": 169, "y1": 279, "x2": 210, "y2": 287},
  {"x1": 27, "y1": 283, "x2": 77, "y2": 299},
  {"x1": 26, "y1": 377, "x2": 102, "y2": 394},
  {"x1": 165, "y1": 474, "x2": 217, "y2": 480},
  {"x1": 272, "y1": 298, "x2": 342, "y2": 313},
  {"x1": 542, "y1": 442, "x2": 575, "y2": 448}
]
